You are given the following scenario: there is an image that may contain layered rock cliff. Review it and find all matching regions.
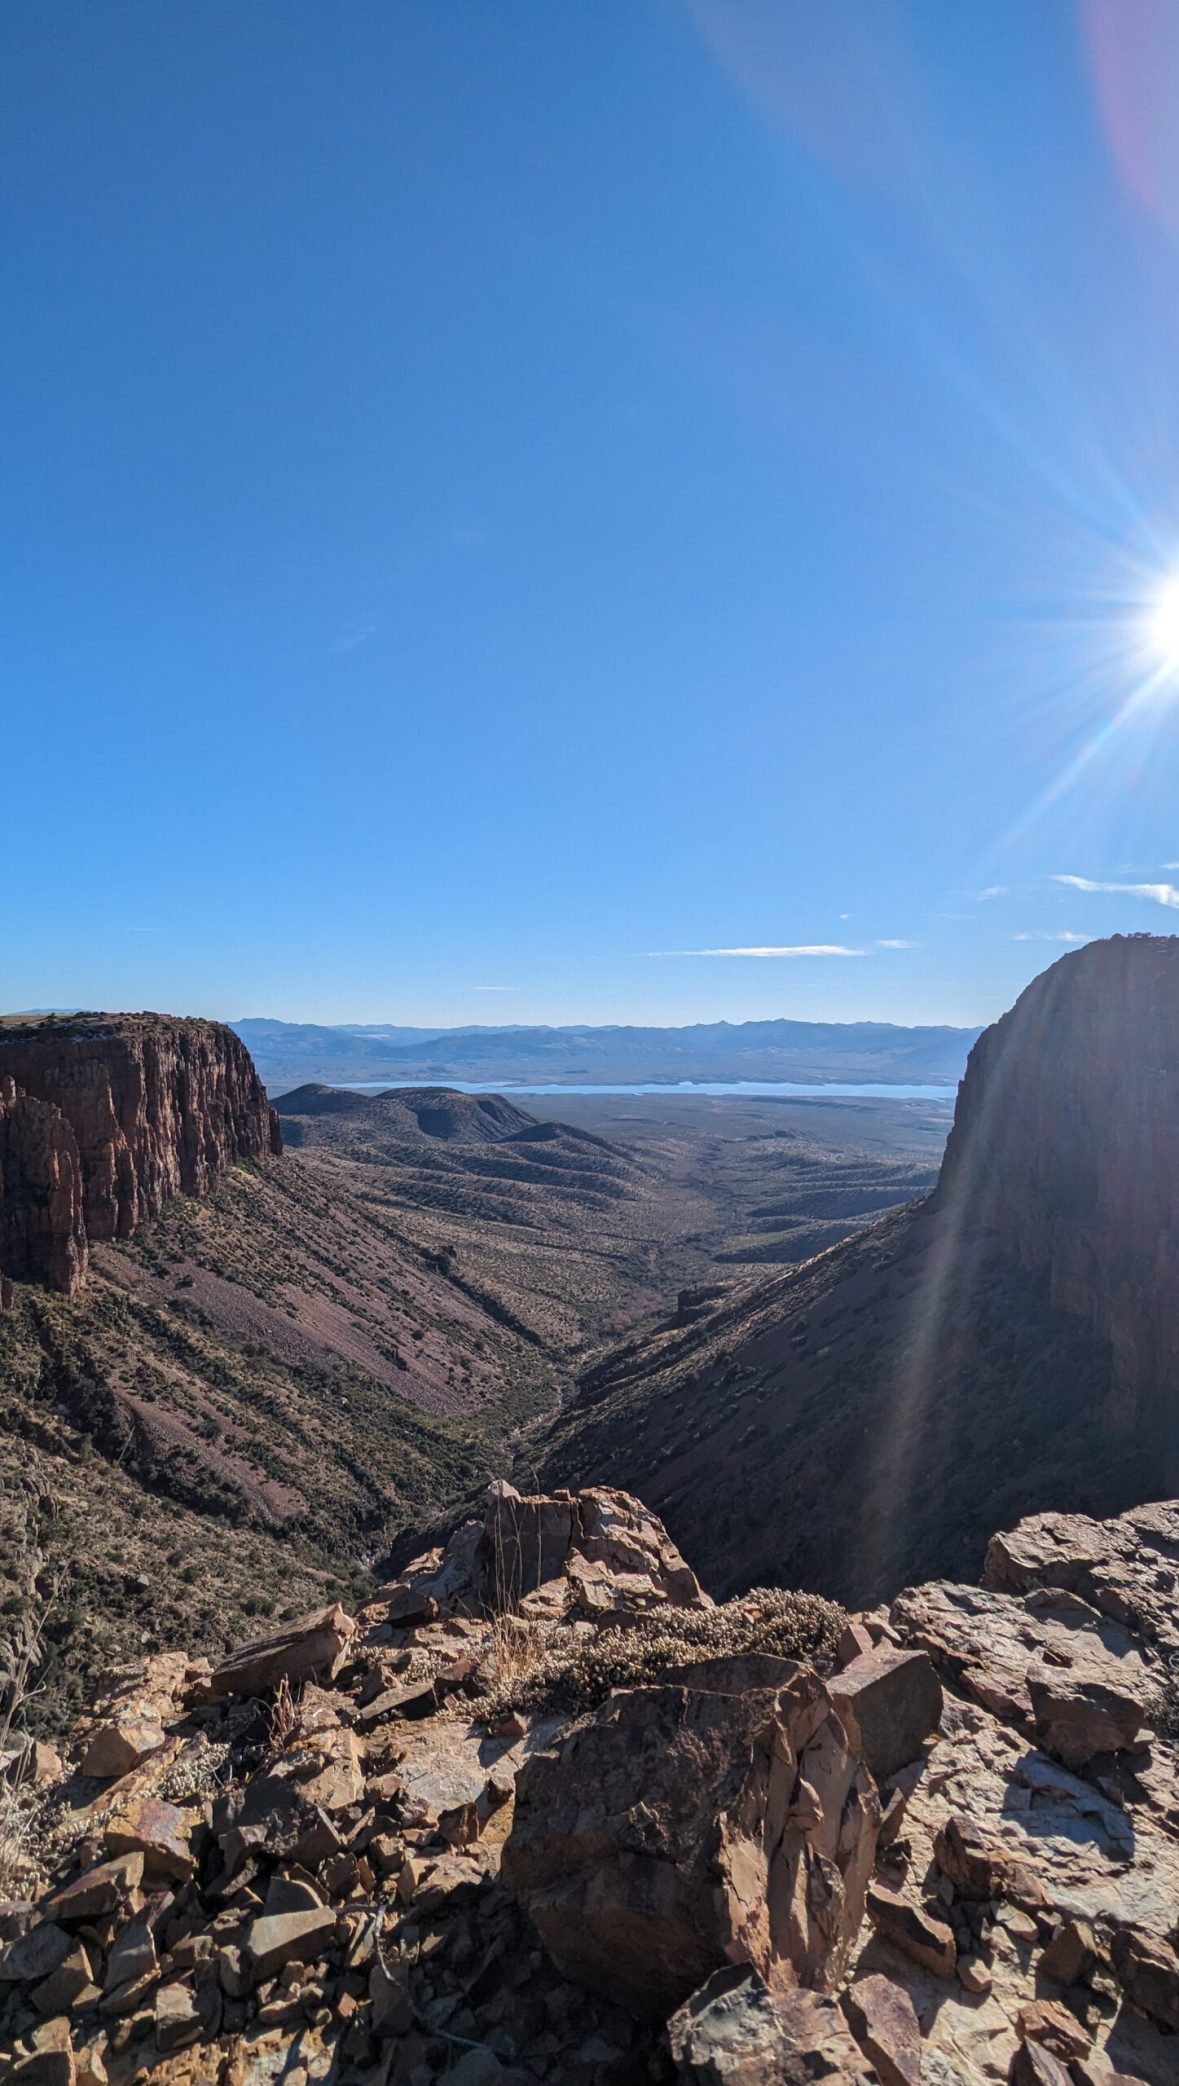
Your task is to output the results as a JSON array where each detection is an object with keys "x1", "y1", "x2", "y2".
[
  {"x1": 0, "y1": 1074, "x2": 87, "y2": 1294},
  {"x1": 0, "y1": 1013, "x2": 281, "y2": 1294},
  {"x1": 937, "y1": 932, "x2": 1179, "y2": 1436}
]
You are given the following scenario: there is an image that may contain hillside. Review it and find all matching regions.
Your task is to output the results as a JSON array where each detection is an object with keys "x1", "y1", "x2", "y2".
[
  {"x1": 274, "y1": 1083, "x2": 946, "y2": 1346},
  {"x1": 534, "y1": 936, "x2": 1179, "y2": 1606}
]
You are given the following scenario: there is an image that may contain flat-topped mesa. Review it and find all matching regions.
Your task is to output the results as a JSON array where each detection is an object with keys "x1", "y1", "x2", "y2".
[
  {"x1": 936, "y1": 932, "x2": 1179, "y2": 1455},
  {"x1": 0, "y1": 1012, "x2": 281, "y2": 1293}
]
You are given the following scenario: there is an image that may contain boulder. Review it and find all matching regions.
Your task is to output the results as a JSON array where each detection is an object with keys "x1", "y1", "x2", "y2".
[
  {"x1": 207, "y1": 1604, "x2": 356, "y2": 1700},
  {"x1": 829, "y1": 1646, "x2": 942, "y2": 1780},
  {"x1": 503, "y1": 1659, "x2": 878, "y2": 2016},
  {"x1": 42, "y1": 1854, "x2": 144, "y2": 1925},
  {"x1": 1039, "y1": 1918, "x2": 1097, "y2": 1988},
  {"x1": 244, "y1": 1907, "x2": 339, "y2": 1979},
  {"x1": 1010, "y1": 2045, "x2": 1071, "y2": 2086},
  {"x1": 667, "y1": 1964, "x2": 877, "y2": 2083},
  {"x1": 1013, "y1": 2001, "x2": 1089, "y2": 2062},
  {"x1": 11, "y1": 2017, "x2": 76, "y2": 2086},
  {"x1": 865, "y1": 1884, "x2": 956, "y2": 1980},
  {"x1": 104, "y1": 1798, "x2": 195, "y2": 1883},
  {"x1": 933, "y1": 1816, "x2": 1048, "y2": 1909},
  {"x1": 841, "y1": 1973, "x2": 921, "y2": 2086},
  {"x1": 81, "y1": 1714, "x2": 165, "y2": 1780},
  {"x1": 1026, "y1": 1665, "x2": 1143, "y2": 1769},
  {"x1": 1109, "y1": 1927, "x2": 1179, "y2": 2033},
  {"x1": 0, "y1": 1923, "x2": 72, "y2": 1984},
  {"x1": 155, "y1": 1982, "x2": 201, "y2": 2052}
]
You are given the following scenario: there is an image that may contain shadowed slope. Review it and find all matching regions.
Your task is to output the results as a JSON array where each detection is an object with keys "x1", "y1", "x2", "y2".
[{"x1": 535, "y1": 936, "x2": 1179, "y2": 1605}]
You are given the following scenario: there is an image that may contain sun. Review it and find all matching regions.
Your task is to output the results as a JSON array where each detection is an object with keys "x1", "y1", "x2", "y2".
[{"x1": 1147, "y1": 572, "x2": 1179, "y2": 675}]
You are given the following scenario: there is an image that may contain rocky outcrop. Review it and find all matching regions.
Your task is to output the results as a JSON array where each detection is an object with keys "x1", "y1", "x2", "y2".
[
  {"x1": 938, "y1": 933, "x2": 1179, "y2": 1470},
  {"x1": 0, "y1": 1012, "x2": 280, "y2": 1295},
  {"x1": 377, "y1": 1478, "x2": 710, "y2": 1626},
  {"x1": 0, "y1": 1076, "x2": 87, "y2": 1294},
  {"x1": 502, "y1": 1659, "x2": 880, "y2": 2015},
  {"x1": 3, "y1": 1487, "x2": 1178, "y2": 2085}
]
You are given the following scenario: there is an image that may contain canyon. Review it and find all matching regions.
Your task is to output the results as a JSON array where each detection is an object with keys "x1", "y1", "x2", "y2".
[
  {"x1": 537, "y1": 936, "x2": 1179, "y2": 1604},
  {"x1": 3, "y1": 935, "x2": 1179, "y2": 2084}
]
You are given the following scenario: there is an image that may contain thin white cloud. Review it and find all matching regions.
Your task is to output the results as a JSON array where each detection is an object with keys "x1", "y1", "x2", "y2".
[
  {"x1": 1013, "y1": 930, "x2": 1091, "y2": 944},
  {"x1": 1051, "y1": 874, "x2": 1179, "y2": 910},
  {"x1": 471, "y1": 984, "x2": 517, "y2": 991},
  {"x1": 976, "y1": 885, "x2": 1010, "y2": 900},
  {"x1": 649, "y1": 945, "x2": 865, "y2": 958},
  {"x1": 876, "y1": 938, "x2": 917, "y2": 949}
]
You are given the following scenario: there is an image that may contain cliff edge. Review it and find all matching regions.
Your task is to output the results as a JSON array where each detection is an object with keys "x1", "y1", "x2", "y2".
[{"x1": 0, "y1": 1012, "x2": 281, "y2": 1295}]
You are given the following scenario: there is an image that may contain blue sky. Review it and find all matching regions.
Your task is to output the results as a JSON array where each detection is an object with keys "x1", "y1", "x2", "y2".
[{"x1": 7, "y1": 1, "x2": 1179, "y2": 1028}]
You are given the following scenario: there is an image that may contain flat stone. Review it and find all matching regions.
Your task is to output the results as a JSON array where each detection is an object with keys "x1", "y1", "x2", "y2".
[
  {"x1": 1027, "y1": 1666, "x2": 1143, "y2": 1769},
  {"x1": 244, "y1": 1908, "x2": 338, "y2": 1979},
  {"x1": 830, "y1": 1646, "x2": 943, "y2": 1780},
  {"x1": 103, "y1": 1921, "x2": 157, "y2": 1994},
  {"x1": 957, "y1": 1956, "x2": 992, "y2": 1995},
  {"x1": 31, "y1": 1944, "x2": 98, "y2": 2017},
  {"x1": 1010, "y1": 2044, "x2": 1071, "y2": 2086},
  {"x1": 668, "y1": 1965, "x2": 877, "y2": 2083},
  {"x1": 12, "y1": 2019, "x2": 76, "y2": 2086},
  {"x1": 1110, "y1": 1926, "x2": 1179, "y2": 2032}
]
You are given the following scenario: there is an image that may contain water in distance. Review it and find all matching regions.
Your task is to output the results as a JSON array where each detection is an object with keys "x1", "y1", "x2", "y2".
[{"x1": 331, "y1": 1079, "x2": 956, "y2": 1100}]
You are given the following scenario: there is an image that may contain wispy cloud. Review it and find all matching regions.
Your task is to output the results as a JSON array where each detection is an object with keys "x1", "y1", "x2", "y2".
[
  {"x1": 1013, "y1": 929, "x2": 1091, "y2": 944},
  {"x1": 333, "y1": 616, "x2": 382, "y2": 654},
  {"x1": 976, "y1": 885, "x2": 1010, "y2": 900},
  {"x1": 649, "y1": 944, "x2": 865, "y2": 958},
  {"x1": 471, "y1": 984, "x2": 517, "y2": 991},
  {"x1": 1051, "y1": 874, "x2": 1179, "y2": 910},
  {"x1": 876, "y1": 937, "x2": 917, "y2": 949}
]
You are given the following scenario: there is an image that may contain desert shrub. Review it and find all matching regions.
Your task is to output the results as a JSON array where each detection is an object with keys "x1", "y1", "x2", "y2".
[{"x1": 476, "y1": 1584, "x2": 847, "y2": 1720}]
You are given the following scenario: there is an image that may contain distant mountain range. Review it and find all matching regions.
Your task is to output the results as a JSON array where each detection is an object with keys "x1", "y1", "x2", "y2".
[{"x1": 232, "y1": 1016, "x2": 980, "y2": 1095}]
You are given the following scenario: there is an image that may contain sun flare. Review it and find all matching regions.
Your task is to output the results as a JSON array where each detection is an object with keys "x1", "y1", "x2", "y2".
[{"x1": 1147, "y1": 572, "x2": 1179, "y2": 675}]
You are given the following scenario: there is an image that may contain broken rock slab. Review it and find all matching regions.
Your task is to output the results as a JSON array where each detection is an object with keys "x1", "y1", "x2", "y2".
[
  {"x1": 830, "y1": 1644, "x2": 943, "y2": 1782},
  {"x1": 503, "y1": 1658, "x2": 879, "y2": 2018},
  {"x1": 206, "y1": 1605, "x2": 357, "y2": 1701},
  {"x1": 840, "y1": 1972, "x2": 921, "y2": 2086},
  {"x1": 667, "y1": 1964, "x2": 878, "y2": 2084}
]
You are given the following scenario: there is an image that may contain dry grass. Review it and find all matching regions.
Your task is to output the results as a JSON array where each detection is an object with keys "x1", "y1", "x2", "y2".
[{"x1": 474, "y1": 1584, "x2": 847, "y2": 1722}]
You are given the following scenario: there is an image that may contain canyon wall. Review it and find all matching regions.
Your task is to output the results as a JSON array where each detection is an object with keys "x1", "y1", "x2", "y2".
[
  {"x1": 0, "y1": 1013, "x2": 281, "y2": 1294},
  {"x1": 937, "y1": 932, "x2": 1179, "y2": 1442},
  {"x1": 0, "y1": 1074, "x2": 88, "y2": 1294}
]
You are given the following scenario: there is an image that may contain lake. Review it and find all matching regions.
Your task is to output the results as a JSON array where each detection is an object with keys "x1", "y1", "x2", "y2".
[{"x1": 332, "y1": 1079, "x2": 957, "y2": 1100}]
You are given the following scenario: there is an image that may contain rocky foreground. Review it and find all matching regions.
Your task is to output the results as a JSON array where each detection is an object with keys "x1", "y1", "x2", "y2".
[{"x1": 2, "y1": 1486, "x2": 1177, "y2": 2086}]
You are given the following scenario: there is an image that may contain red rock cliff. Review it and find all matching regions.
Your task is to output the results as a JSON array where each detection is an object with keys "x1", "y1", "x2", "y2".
[
  {"x1": 937, "y1": 932, "x2": 1179, "y2": 1441},
  {"x1": 0, "y1": 1013, "x2": 281, "y2": 1291},
  {"x1": 0, "y1": 1074, "x2": 88, "y2": 1295}
]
